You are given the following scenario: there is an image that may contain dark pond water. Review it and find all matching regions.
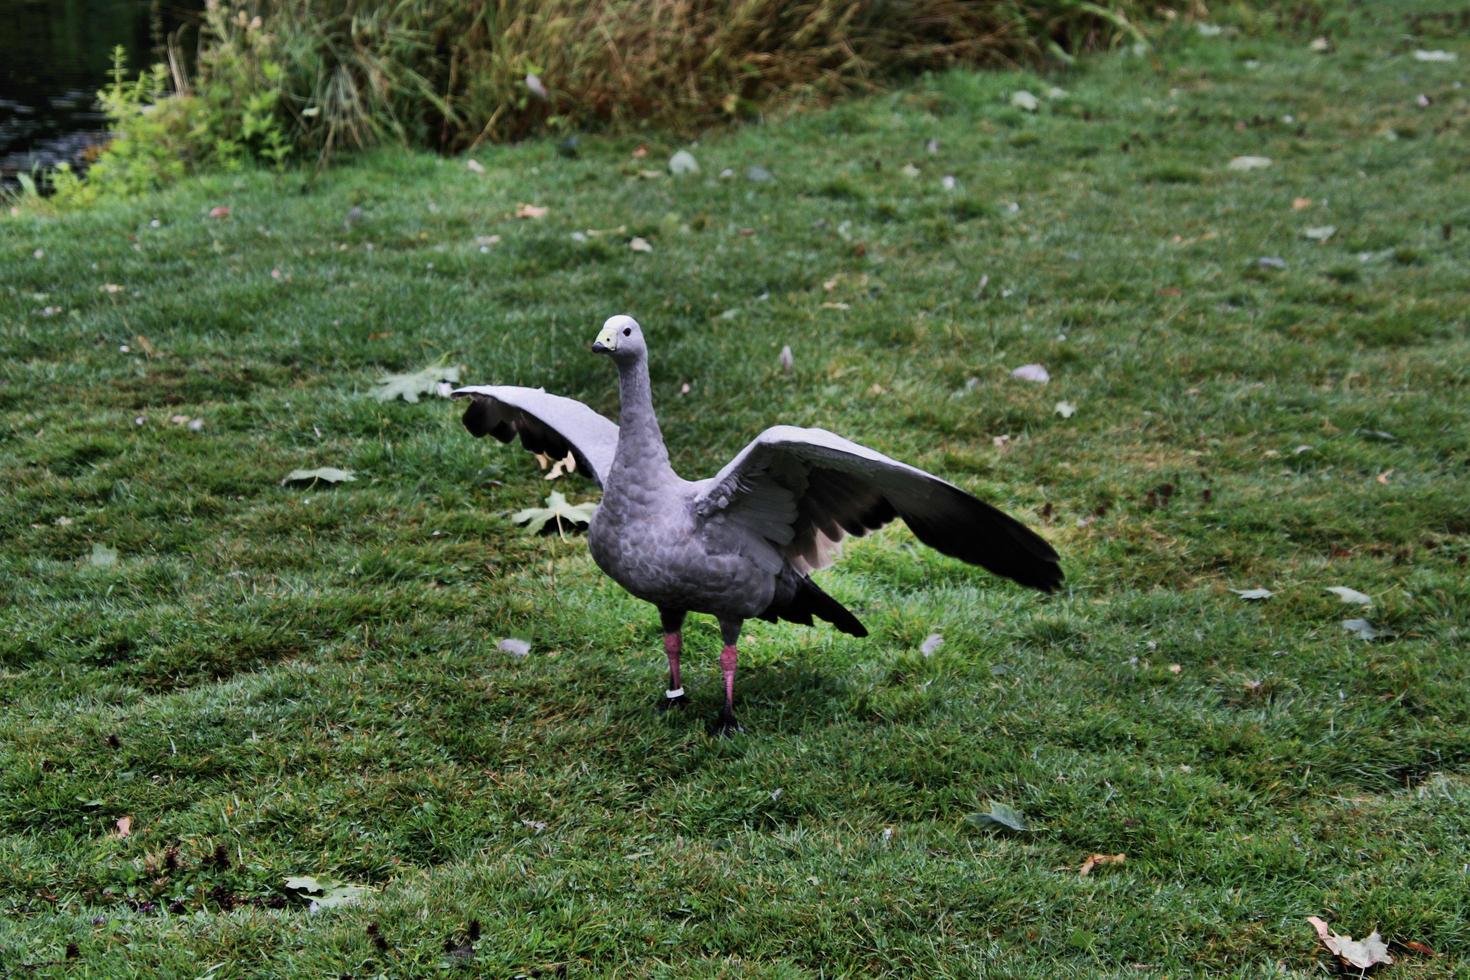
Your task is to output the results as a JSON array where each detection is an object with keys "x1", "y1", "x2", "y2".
[{"x1": 1, "y1": 0, "x2": 201, "y2": 185}]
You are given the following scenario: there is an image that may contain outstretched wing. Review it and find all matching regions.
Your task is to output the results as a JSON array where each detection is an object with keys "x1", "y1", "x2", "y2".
[
  {"x1": 692, "y1": 425, "x2": 1061, "y2": 591},
  {"x1": 452, "y1": 385, "x2": 619, "y2": 488}
]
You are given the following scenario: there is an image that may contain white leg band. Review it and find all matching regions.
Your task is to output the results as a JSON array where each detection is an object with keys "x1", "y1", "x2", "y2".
[{"x1": 665, "y1": 687, "x2": 685, "y2": 699}]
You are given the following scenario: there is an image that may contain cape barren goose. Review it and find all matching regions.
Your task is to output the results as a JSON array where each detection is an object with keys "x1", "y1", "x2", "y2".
[{"x1": 454, "y1": 314, "x2": 1062, "y2": 735}]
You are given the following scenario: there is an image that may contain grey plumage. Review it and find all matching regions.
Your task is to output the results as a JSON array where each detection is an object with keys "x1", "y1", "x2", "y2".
[{"x1": 453, "y1": 314, "x2": 1061, "y2": 733}]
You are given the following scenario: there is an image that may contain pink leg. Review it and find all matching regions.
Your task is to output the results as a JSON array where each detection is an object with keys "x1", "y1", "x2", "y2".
[
  {"x1": 719, "y1": 644, "x2": 738, "y2": 709},
  {"x1": 657, "y1": 631, "x2": 689, "y2": 711},
  {"x1": 715, "y1": 644, "x2": 744, "y2": 734},
  {"x1": 665, "y1": 633, "x2": 683, "y2": 691}
]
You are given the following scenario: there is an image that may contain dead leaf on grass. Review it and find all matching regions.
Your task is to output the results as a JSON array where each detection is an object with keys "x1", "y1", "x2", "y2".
[
  {"x1": 373, "y1": 362, "x2": 462, "y2": 403},
  {"x1": 966, "y1": 802, "x2": 1028, "y2": 832},
  {"x1": 498, "y1": 638, "x2": 531, "y2": 658},
  {"x1": 515, "y1": 203, "x2": 548, "y2": 219},
  {"x1": 1227, "y1": 156, "x2": 1272, "y2": 171},
  {"x1": 280, "y1": 467, "x2": 355, "y2": 486},
  {"x1": 115, "y1": 816, "x2": 132, "y2": 838},
  {"x1": 1079, "y1": 853, "x2": 1124, "y2": 876},
  {"x1": 1307, "y1": 916, "x2": 1393, "y2": 970},
  {"x1": 511, "y1": 491, "x2": 596, "y2": 536}
]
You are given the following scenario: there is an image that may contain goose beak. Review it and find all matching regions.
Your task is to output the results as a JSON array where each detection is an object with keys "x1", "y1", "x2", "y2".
[{"x1": 590, "y1": 322, "x2": 618, "y2": 353}]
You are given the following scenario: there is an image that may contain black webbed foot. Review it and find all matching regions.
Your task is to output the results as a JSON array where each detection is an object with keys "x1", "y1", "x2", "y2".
[
  {"x1": 657, "y1": 693, "x2": 691, "y2": 713},
  {"x1": 710, "y1": 707, "x2": 746, "y2": 737}
]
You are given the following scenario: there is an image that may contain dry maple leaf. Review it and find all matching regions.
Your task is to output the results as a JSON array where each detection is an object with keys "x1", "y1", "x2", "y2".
[
  {"x1": 1307, "y1": 916, "x2": 1393, "y2": 970},
  {"x1": 1079, "y1": 853, "x2": 1124, "y2": 876}
]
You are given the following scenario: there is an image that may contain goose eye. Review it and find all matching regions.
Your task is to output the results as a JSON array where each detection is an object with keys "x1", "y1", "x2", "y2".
[{"x1": 622, "y1": 327, "x2": 632, "y2": 337}]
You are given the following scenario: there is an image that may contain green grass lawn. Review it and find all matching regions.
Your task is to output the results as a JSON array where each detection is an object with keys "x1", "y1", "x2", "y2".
[{"x1": 3, "y1": 4, "x2": 1468, "y2": 975}]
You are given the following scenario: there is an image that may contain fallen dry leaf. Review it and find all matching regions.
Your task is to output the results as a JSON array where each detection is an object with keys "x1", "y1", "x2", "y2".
[
  {"x1": 1307, "y1": 916, "x2": 1393, "y2": 971},
  {"x1": 1292, "y1": 197, "x2": 1313, "y2": 210},
  {"x1": 1010, "y1": 90, "x2": 1040, "y2": 111},
  {"x1": 778, "y1": 345, "x2": 794, "y2": 373},
  {"x1": 1079, "y1": 853, "x2": 1124, "y2": 876},
  {"x1": 1168, "y1": 663, "x2": 1182, "y2": 675},
  {"x1": 1011, "y1": 364, "x2": 1050, "y2": 384},
  {"x1": 631, "y1": 144, "x2": 648, "y2": 159},
  {"x1": 466, "y1": 158, "x2": 486, "y2": 175},
  {"x1": 116, "y1": 816, "x2": 132, "y2": 838},
  {"x1": 280, "y1": 467, "x2": 355, "y2": 487},
  {"x1": 515, "y1": 203, "x2": 548, "y2": 219},
  {"x1": 628, "y1": 237, "x2": 653, "y2": 253},
  {"x1": 1227, "y1": 155, "x2": 1272, "y2": 171},
  {"x1": 208, "y1": 205, "x2": 231, "y2": 219}
]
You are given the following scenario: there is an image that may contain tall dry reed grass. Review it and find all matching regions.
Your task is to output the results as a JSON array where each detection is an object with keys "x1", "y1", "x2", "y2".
[{"x1": 193, "y1": 0, "x2": 1185, "y2": 161}]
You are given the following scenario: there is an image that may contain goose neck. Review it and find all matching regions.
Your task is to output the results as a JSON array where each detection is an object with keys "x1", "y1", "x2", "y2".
[{"x1": 613, "y1": 356, "x2": 672, "y2": 476}]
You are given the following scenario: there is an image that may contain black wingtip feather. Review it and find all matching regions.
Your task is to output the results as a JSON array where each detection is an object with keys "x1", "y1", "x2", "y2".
[{"x1": 899, "y1": 486, "x2": 1063, "y2": 593}]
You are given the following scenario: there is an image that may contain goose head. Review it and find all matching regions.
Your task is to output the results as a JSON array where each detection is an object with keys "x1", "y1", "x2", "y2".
[{"x1": 590, "y1": 314, "x2": 646, "y2": 364}]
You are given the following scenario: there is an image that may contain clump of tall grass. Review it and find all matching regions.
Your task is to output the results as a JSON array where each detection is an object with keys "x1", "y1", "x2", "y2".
[
  {"x1": 241, "y1": 0, "x2": 1173, "y2": 156},
  {"x1": 41, "y1": 0, "x2": 1189, "y2": 203}
]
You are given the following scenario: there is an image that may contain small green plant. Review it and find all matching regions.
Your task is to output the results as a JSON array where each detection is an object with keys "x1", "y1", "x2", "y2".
[
  {"x1": 51, "y1": 48, "x2": 188, "y2": 206},
  {"x1": 50, "y1": 14, "x2": 298, "y2": 205}
]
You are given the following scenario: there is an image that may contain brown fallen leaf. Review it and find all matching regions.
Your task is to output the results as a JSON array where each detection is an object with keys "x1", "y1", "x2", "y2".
[
  {"x1": 134, "y1": 335, "x2": 155, "y2": 358},
  {"x1": 1376, "y1": 469, "x2": 1393, "y2": 484},
  {"x1": 1168, "y1": 663, "x2": 1182, "y2": 674},
  {"x1": 515, "y1": 203, "x2": 548, "y2": 219},
  {"x1": 116, "y1": 816, "x2": 132, "y2": 838},
  {"x1": 631, "y1": 144, "x2": 648, "y2": 158},
  {"x1": 1292, "y1": 197, "x2": 1313, "y2": 210},
  {"x1": 1308, "y1": 916, "x2": 1393, "y2": 970},
  {"x1": 1402, "y1": 941, "x2": 1437, "y2": 957},
  {"x1": 1079, "y1": 852, "x2": 1124, "y2": 876},
  {"x1": 208, "y1": 205, "x2": 231, "y2": 219}
]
